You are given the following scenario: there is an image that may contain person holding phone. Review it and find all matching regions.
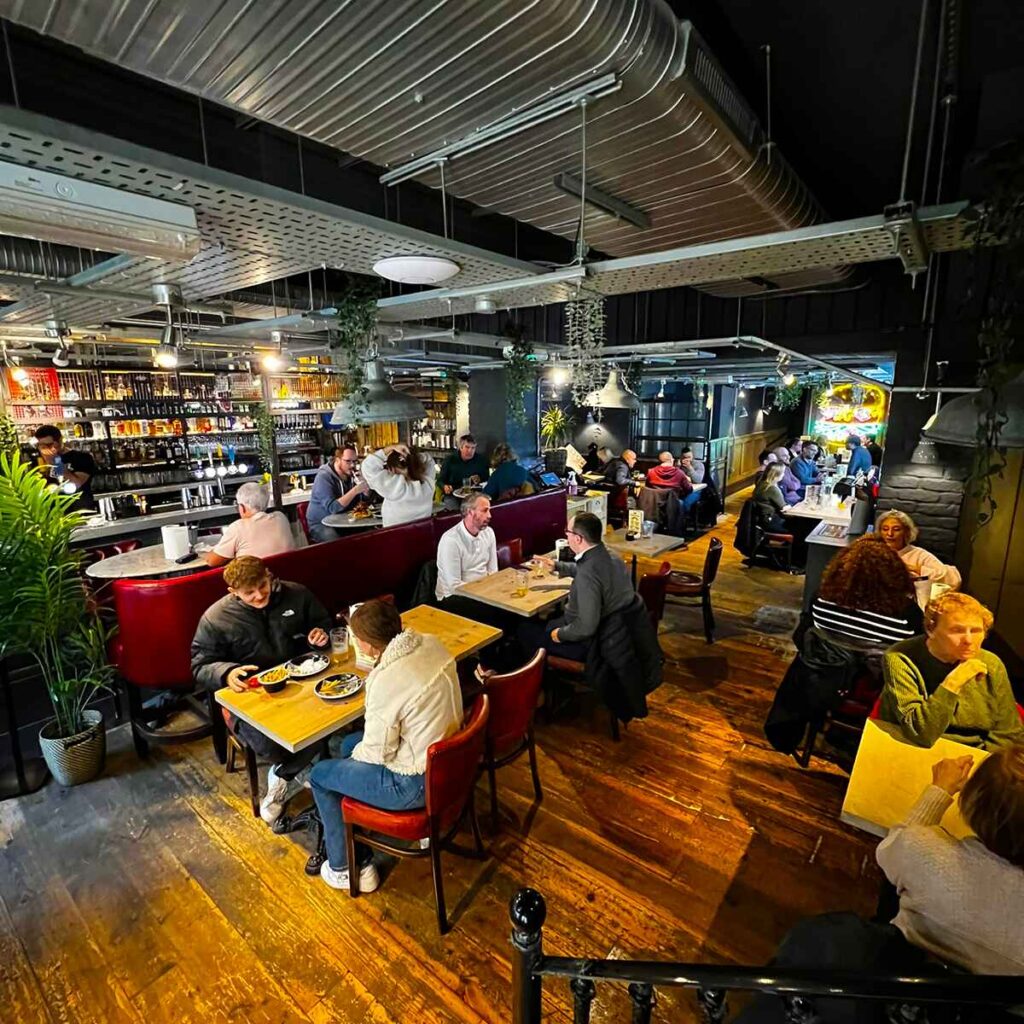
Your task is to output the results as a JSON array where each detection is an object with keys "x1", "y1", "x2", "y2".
[
  {"x1": 880, "y1": 592, "x2": 1024, "y2": 750},
  {"x1": 33, "y1": 424, "x2": 97, "y2": 511}
]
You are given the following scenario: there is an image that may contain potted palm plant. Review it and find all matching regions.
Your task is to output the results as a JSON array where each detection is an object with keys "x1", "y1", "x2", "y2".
[
  {"x1": 540, "y1": 406, "x2": 574, "y2": 450},
  {"x1": 0, "y1": 453, "x2": 116, "y2": 786}
]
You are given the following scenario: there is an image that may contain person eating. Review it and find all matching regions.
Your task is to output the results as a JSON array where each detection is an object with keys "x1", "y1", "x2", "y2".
[
  {"x1": 307, "y1": 445, "x2": 369, "y2": 542},
  {"x1": 482, "y1": 443, "x2": 532, "y2": 501},
  {"x1": 437, "y1": 434, "x2": 490, "y2": 510},
  {"x1": 876, "y1": 509, "x2": 962, "y2": 589},
  {"x1": 32, "y1": 424, "x2": 97, "y2": 511},
  {"x1": 360, "y1": 443, "x2": 437, "y2": 526},
  {"x1": 190, "y1": 556, "x2": 331, "y2": 824},
  {"x1": 309, "y1": 599, "x2": 463, "y2": 893},
  {"x1": 601, "y1": 448, "x2": 637, "y2": 487},
  {"x1": 201, "y1": 482, "x2": 296, "y2": 567},
  {"x1": 880, "y1": 592, "x2": 1024, "y2": 750}
]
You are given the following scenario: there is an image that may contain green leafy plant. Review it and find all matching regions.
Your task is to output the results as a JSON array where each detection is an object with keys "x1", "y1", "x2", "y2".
[
  {"x1": 565, "y1": 297, "x2": 606, "y2": 405},
  {"x1": 0, "y1": 413, "x2": 18, "y2": 459},
  {"x1": 253, "y1": 402, "x2": 276, "y2": 472},
  {"x1": 328, "y1": 287, "x2": 380, "y2": 406},
  {"x1": 773, "y1": 380, "x2": 805, "y2": 412},
  {"x1": 502, "y1": 322, "x2": 536, "y2": 426},
  {"x1": 540, "y1": 405, "x2": 574, "y2": 449},
  {"x1": 0, "y1": 453, "x2": 116, "y2": 738},
  {"x1": 963, "y1": 138, "x2": 1024, "y2": 528}
]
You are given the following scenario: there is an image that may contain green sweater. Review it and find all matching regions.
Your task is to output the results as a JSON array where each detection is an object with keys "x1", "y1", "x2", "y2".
[{"x1": 880, "y1": 635, "x2": 1024, "y2": 751}]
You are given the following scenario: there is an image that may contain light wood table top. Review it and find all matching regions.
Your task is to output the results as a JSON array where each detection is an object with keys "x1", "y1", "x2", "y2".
[
  {"x1": 215, "y1": 605, "x2": 502, "y2": 753},
  {"x1": 604, "y1": 529, "x2": 689, "y2": 559},
  {"x1": 456, "y1": 566, "x2": 572, "y2": 618},
  {"x1": 783, "y1": 500, "x2": 852, "y2": 525},
  {"x1": 841, "y1": 719, "x2": 987, "y2": 839}
]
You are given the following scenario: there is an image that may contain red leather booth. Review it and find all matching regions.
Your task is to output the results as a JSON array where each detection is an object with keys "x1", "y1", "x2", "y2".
[{"x1": 111, "y1": 488, "x2": 567, "y2": 692}]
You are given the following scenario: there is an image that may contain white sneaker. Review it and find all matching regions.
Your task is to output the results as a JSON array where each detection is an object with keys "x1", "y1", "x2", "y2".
[
  {"x1": 418, "y1": 838, "x2": 431, "y2": 849},
  {"x1": 259, "y1": 765, "x2": 290, "y2": 824},
  {"x1": 320, "y1": 859, "x2": 380, "y2": 893}
]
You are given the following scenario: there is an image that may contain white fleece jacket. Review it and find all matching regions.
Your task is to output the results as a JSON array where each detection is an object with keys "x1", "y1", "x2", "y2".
[
  {"x1": 350, "y1": 630, "x2": 463, "y2": 776},
  {"x1": 361, "y1": 450, "x2": 437, "y2": 527}
]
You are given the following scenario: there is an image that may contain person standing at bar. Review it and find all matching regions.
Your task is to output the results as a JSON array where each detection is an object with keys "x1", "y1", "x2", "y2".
[
  {"x1": 33, "y1": 424, "x2": 97, "y2": 511},
  {"x1": 307, "y1": 445, "x2": 369, "y2": 542}
]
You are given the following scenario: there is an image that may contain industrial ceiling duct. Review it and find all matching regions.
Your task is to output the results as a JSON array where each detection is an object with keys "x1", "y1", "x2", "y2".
[
  {"x1": 330, "y1": 359, "x2": 426, "y2": 426},
  {"x1": 584, "y1": 369, "x2": 640, "y2": 410}
]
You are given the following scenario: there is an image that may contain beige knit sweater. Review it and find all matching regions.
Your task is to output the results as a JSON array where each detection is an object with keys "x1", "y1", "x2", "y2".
[{"x1": 876, "y1": 785, "x2": 1024, "y2": 975}]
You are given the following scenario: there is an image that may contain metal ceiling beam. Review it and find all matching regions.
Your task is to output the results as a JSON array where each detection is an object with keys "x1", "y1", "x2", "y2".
[{"x1": 737, "y1": 335, "x2": 891, "y2": 391}]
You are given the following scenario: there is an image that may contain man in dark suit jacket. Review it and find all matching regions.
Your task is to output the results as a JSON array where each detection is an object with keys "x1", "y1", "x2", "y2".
[{"x1": 522, "y1": 512, "x2": 634, "y2": 659}]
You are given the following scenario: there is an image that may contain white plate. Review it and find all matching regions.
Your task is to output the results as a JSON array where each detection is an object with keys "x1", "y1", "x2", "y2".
[
  {"x1": 287, "y1": 653, "x2": 329, "y2": 678},
  {"x1": 314, "y1": 674, "x2": 364, "y2": 701}
]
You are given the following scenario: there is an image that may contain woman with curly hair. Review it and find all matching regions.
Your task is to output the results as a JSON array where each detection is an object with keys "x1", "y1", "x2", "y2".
[{"x1": 809, "y1": 535, "x2": 924, "y2": 647}]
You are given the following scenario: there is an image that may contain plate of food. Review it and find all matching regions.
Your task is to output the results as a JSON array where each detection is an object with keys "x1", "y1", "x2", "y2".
[
  {"x1": 314, "y1": 673, "x2": 364, "y2": 701},
  {"x1": 287, "y1": 652, "x2": 329, "y2": 678},
  {"x1": 348, "y1": 506, "x2": 377, "y2": 521},
  {"x1": 256, "y1": 666, "x2": 289, "y2": 693}
]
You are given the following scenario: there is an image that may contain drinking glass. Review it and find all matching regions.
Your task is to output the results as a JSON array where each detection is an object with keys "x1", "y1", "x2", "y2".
[
  {"x1": 641, "y1": 519, "x2": 655, "y2": 538},
  {"x1": 329, "y1": 627, "x2": 349, "y2": 664},
  {"x1": 513, "y1": 571, "x2": 529, "y2": 598},
  {"x1": 806, "y1": 485, "x2": 820, "y2": 508}
]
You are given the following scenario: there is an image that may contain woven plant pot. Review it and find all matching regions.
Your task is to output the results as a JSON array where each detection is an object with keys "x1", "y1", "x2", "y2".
[{"x1": 38, "y1": 709, "x2": 106, "y2": 786}]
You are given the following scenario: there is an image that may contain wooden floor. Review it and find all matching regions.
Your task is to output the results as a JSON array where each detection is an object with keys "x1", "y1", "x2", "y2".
[{"x1": 0, "y1": 496, "x2": 883, "y2": 1024}]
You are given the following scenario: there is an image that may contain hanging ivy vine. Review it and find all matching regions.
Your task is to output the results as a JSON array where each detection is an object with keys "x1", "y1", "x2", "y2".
[
  {"x1": 327, "y1": 286, "x2": 380, "y2": 411},
  {"x1": 623, "y1": 360, "x2": 643, "y2": 397},
  {"x1": 253, "y1": 402, "x2": 275, "y2": 473},
  {"x1": 772, "y1": 380, "x2": 806, "y2": 412},
  {"x1": 963, "y1": 138, "x2": 1024, "y2": 529},
  {"x1": 502, "y1": 322, "x2": 535, "y2": 427},
  {"x1": 565, "y1": 297, "x2": 606, "y2": 406}
]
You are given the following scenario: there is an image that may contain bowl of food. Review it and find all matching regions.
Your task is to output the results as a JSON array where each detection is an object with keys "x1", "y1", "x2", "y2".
[
  {"x1": 287, "y1": 652, "x2": 329, "y2": 678},
  {"x1": 257, "y1": 666, "x2": 289, "y2": 693},
  {"x1": 314, "y1": 673, "x2": 364, "y2": 701}
]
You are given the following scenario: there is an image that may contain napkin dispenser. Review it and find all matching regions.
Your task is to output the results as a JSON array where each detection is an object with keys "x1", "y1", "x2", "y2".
[{"x1": 161, "y1": 525, "x2": 191, "y2": 562}]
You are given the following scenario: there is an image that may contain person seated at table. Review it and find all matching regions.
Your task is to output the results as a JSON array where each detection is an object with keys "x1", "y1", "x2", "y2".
[
  {"x1": 32, "y1": 424, "x2": 97, "y2": 512},
  {"x1": 581, "y1": 442, "x2": 602, "y2": 474},
  {"x1": 190, "y1": 556, "x2": 331, "y2": 825},
  {"x1": 307, "y1": 445, "x2": 369, "y2": 542},
  {"x1": 753, "y1": 463, "x2": 789, "y2": 533},
  {"x1": 483, "y1": 443, "x2": 532, "y2": 501},
  {"x1": 645, "y1": 450, "x2": 687, "y2": 490},
  {"x1": 523, "y1": 512, "x2": 634, "y2": 660},
  {"x1": 201, "y1": 482, "x2": 296, "y2": 567},
  {"x1": 752, "y1": 448, "x2": 777, "y2": 484},
  {"x1": 845, "y1": 433, "x2": 872, "y2": 477},
  {"x1": 601, "y1": 448, "x2": 637, "y2": 487},
  {"x1": 790, "y1": 441, "x2": 821, "y2": 490},
  {"x1": 875, "y1": 747, "x2": 1024, "y2": 973},
  {"x1": 435, "y1": 493, "x2": 499, "y2": 608},
  {"x1": 678, "y1": 447, "x2": 705, "y2": 484},
  {"x1": 807, "y1": 535, "x2": 924, "y2": 648},
  {"x1": 437, "y1": 434, "x2": 490, "y2": 510},
  {"x1": 787, "y1": 437, "x2": 805, "y2": 463},
  {"x1": 876, "y1": 509, "x2": 962, "y2": 589},
  {"x1": 360, "y1": 443, "x2": 437, "y2": 527},
  {"x1": 770, "y1": 446, "x2": 804, "y2": 504},
  {"x1": 309, "y1": 599, "x2": 463, "y2": 893},
  {"x1": 880, "y1": 592, "x2": 1024, "y2": 751}
]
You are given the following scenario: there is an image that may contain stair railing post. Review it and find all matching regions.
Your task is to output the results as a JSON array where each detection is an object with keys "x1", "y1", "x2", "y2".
[{"x1": 510, "y1": 888, "x2": 546, "y2": 1024}]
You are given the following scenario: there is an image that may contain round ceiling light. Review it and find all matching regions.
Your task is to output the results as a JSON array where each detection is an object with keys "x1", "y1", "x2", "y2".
[{"x1": 372, "y1": 255, "x2": 461, "y2": 285}]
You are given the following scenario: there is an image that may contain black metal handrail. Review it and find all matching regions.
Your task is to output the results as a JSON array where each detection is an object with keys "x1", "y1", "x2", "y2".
[{"x1": 509, "y1": 888, "x2": 1023, "y2": 1023}]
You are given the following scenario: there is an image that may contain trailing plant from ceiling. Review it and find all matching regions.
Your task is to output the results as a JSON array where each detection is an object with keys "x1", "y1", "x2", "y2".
[
  {"x1": 502, "y1": 322, "x2": 535, "y2": 427},
  {"x1": 540, "y1": 405, "x2": 574, "y2": 449},
  {"x1": 328, "y1": 286, "x2": 380, "y2": 408},
  {"x1": 623, "y1": 361, "x2": 643, "y2": 397},
  {"x1": 963, "y1": 137, "x2": 1024, "y2": 529},
  {"x1": 253, "y1": 402, "x2": 275, "y2": 473},
  {"x1": 565, "y1": 297, "x2": 606, "y2": 406},
  {"x1": 0, "y1": 413, "x2": 18, "y2": 459},
  {"x1": 772, "y1": 380, "x2": 806, "y2": 412}
]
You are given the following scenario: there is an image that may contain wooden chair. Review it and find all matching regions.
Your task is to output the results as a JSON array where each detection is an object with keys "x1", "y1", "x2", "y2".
[
  {"x1": 637, "y1": 560, "x2": 673, "y2": 631},
  {"x1": 341, "y1": 696, "x2": 490, "y2": 934},
  {"x1": 666, "y1": 538, "x2": 724, "y2": 643},
  {"x1": 480, "y1": 650, "x2": 546, "y2": 829},
  {"x1": 221, "y1": 707, "x2": 261, "y2": 817},
  {"x1": 496, "y1": 537, "x2": 524, "y2": 570}
]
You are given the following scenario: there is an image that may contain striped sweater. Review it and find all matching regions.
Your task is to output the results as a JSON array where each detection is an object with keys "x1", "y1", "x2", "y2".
[{"x1": 810, "y1": 597, "x2": 923, "y2": 648}]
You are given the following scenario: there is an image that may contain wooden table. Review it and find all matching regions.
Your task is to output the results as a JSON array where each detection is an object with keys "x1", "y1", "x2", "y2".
[
  {"x1": 214, "y1": 605, "x2": 502, "y2": 753},
  {"x1": 456, "y1": 566, "x2": 572, "y2": 618},
  {"x1": 322, "y1": 511, "x2": 383, "y2": 529},
  {"x1": 840, "y1": 719, "x2": 988, "y2": 839},
  {"x1": 784, "y1": 499, "x2": 852, "y2": 526},
  {"x1": 604, "y1": 528, "x2": 689, "y2": 585},
  {"x1": 84, "y1": 537, "x2": 222, "y2": 579}
]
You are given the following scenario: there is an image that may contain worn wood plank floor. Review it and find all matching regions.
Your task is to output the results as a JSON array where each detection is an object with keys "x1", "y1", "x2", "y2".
[{"x1": 0, "y1": 497, "x2": 882, "y2": 1023}]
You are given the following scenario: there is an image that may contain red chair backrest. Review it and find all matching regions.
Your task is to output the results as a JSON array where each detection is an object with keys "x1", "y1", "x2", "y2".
[
  {"x1": 638, "y1": 560, "x2": 672, "y2": 629},
  {"x1": 426, "y1": 694, "x2": 489, "y2": 834},
  {"x1": 702, "y1": 537, "x2": 724, "y2": 587},
  {"x1": 295, "y1": 501, "x2": 311, "y2": 541},
  {"x1": 496, "y1": 537, "x2": 524, "y2": 570},
  {"x1": 483, "y1": 649, "x2": 545, "y2": 751}
]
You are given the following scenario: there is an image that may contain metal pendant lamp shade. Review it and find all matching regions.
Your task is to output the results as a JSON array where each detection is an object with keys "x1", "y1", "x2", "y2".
[
  {"x1": 922, "y1": 370, "x2": 1024, "y2": 448},
  {"x1": 330, "y1": 359, "x2": 426, "y2": 426},
  {"x1": 584, "y1": 369, "x2": 640, "y2": 410}
]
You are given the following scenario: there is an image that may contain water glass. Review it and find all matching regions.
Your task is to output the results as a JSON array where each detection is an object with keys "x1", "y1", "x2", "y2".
[
  {"x1": 329, "y1": 627, "x2": 348, "y2": 664},
  {"x1": 641, "y1": 519, "x2": 655, "y2": 539},
  {"x1": 806, "y1": 485, "x2": 820, "y2": 508}
]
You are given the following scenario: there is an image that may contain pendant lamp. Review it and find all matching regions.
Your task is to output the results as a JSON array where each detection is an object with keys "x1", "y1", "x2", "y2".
[
  {"x1": 330, "y1": 360, "x2": 426, "y2": 426},
  {"x1": 922, "y1": 370, "x2": 1024, "y2": 448},
  {"x1": 584, "y1": 369, "x2": 640, "y2": 411}
]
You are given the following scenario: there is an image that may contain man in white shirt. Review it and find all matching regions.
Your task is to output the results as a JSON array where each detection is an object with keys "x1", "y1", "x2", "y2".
[
  {"x1": 435, "y1": 494, "x2": 497, "y2": 601},
  {"x1": 202, "y1": 482, "x2": 297, "y2": 567}
]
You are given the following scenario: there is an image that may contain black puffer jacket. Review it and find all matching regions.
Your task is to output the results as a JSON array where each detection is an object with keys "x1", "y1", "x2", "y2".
[
  {"x1": 585, "y1": 594, "x2": 664, "y2": 723},
  {"x1": 190, "y1": 579, "x2": 331, "y2": 691}
]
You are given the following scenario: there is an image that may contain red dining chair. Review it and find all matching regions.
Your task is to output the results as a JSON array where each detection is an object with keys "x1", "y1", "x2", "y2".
[
  {"x1": 480, "y1": 649, "x2": 546, "y2": 829},
  {"x1": 341, "y1": 695, "x2": 490, "y2": 934},
  {"x1": 296, "y1": 501, "x2": 311, "y2": 541},
  {"x1": 637, "y1": 560, "x2": 673, "y2": 632},
  {"x1": 666, "y1": 537, "x2": 724, "y2": 643},
  {"x1": 496, "y1": 537, "x2": 524, "y2": 570}
]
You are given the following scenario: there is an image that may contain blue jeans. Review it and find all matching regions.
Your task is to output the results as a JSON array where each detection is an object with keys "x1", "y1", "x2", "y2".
[
  {"x1": 309, "y1": 731, "x2": 426, "y2": 870},
  {"x1": 309, "y1": 521, "x2": 341, "y2": 543}
]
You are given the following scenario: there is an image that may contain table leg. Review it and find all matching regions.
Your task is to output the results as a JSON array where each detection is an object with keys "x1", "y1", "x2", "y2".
[{"x1": 631, "y1": 554, "x2": 638, "y2": 588}]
